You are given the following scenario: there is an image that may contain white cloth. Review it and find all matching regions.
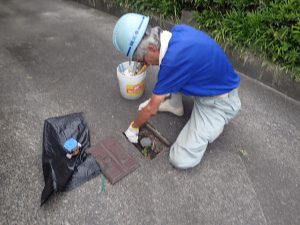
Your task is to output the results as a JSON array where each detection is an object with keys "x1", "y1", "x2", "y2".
[
  {"x1": 138, "y1": 99, "x2": 150, "y2": 111},
  {"x1": 159, "y1": 30, "x2": 172, "y2": 65}
]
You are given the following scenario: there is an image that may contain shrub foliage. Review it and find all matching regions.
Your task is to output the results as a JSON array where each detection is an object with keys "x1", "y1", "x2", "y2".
[{"x1": 112, "y1": 0, "x2": 300, "y2": 80}]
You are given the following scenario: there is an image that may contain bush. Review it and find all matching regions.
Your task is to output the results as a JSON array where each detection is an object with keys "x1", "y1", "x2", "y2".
[
  {"x1": 193, "y1": 0, "x2": 300, "y2": 80},
  {"x1": 112, "y1": 0, "x2": 184, "y2": 21},
  {"x1": 111, "y1": 0, "x2": 300, "y2": 81}
]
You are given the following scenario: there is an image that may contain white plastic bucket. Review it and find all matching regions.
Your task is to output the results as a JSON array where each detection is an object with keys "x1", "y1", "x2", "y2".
[{"x1": 117, "y1": 61, "x2": 147, "y2": 100}]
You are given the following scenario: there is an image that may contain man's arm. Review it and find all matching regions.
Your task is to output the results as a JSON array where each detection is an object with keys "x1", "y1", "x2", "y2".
[{"x1": 132, "y1": 94, "x2": 166, "y2": 128}]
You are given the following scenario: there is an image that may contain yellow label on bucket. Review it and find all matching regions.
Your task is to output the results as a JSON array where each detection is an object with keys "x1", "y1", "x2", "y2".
[{"x1": 126, "y1": 82, "x2": 144, "y2": 96}]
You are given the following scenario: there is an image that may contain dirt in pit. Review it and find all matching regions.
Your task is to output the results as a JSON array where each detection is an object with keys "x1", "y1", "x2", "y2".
[{"x1": 134, "y1": 126, "x2": 169, "y2": 160}]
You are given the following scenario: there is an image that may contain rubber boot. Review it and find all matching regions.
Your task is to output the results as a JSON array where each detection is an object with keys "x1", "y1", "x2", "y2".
[{"x1": 159, "y1": 93, "x2": 184, "y2": 116}]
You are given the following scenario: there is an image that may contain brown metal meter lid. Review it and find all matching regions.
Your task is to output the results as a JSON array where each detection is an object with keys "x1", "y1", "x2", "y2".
[{"x1": 88, "y1": 137, "x2": 139, "y2": 184}]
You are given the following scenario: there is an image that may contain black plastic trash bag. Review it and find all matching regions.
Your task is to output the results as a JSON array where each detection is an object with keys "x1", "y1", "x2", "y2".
[{"x1": 41, "y1": 113, "x2": 101, "y2": 206}]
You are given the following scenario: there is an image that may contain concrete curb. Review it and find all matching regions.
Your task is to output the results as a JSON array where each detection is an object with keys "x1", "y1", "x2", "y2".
[{"x1": 74, "y1": 0, "x2": 300, "y2": 102}]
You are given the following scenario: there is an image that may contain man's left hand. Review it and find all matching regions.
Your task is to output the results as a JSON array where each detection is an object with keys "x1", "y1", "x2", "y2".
[{"x1": 124, "y1": 122, "x2": 139, "y2": 143}]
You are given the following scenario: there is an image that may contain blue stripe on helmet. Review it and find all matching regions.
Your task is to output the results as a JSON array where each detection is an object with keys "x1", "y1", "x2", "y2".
[
  {"x1": 126, "y1": 47, "x2": 132, "y2": 57},
  {"x1": 126, "y1": 16, "x2": 145, "y2": 57}
]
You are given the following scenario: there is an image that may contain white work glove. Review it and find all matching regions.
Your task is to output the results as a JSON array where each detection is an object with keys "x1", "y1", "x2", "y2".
[
  {"x1": 138, "y1": 99, "x2": 150, "y2": 111},
  {"x1": 124, "y1": 122, "x2": 139, "y2": 143}
]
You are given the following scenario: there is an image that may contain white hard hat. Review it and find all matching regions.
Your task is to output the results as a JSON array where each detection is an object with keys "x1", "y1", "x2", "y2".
[{"x1": 112, "y1": 13, "x2": 150, "y2": 60}]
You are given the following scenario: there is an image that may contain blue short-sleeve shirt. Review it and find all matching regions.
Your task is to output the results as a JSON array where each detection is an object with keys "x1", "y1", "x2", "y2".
[{"x1": 153, "y1": 25, "x2": 240, "y2": 96}]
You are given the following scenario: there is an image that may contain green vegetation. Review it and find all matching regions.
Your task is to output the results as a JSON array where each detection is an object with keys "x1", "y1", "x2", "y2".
[
  {"x1": 142, "y1": 146, "x2": 151, "y2": 157},
  {"x1": 111, "y1": 0, "x2": 184, "y2": 21},
  {"x1": 110, "y1": 0, "x2": 300, "y2": 81},
  {"x1": 192, "y1": 0, "x2": 300, "y2": 81}
]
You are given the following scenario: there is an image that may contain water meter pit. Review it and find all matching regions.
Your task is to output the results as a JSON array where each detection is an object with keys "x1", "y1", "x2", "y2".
[{"x1": 131, "y1": 123, "x2": 171, "y2": 160}]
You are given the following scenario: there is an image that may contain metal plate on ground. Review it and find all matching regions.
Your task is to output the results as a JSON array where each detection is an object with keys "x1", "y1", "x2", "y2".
[{"x1": 88, "y1": 137, "x2": 139, "y2": 184}]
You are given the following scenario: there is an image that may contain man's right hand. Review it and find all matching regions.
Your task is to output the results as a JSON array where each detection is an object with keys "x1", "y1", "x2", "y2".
[
  {"x1": 138, "y1": 94, "x2": 184, "y2": 116},
  {"x1": 138, "y1": 94, "x2": 170, "y2": 111}
]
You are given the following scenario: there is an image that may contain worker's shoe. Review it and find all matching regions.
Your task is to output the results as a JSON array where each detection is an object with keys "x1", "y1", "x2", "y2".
[{"x1": 158, "y1": 93, "x2": 184, "y2": 116}]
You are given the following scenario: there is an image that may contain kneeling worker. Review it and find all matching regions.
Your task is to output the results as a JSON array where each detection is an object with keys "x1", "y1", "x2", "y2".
[{"x1": 112, "y1": 13, "x2": 241, "y2": 169}]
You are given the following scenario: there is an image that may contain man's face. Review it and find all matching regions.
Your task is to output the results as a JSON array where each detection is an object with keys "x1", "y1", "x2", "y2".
[
  {"x1": 144, "y1": 44, "x2": 160, "y2": 65},
  {"x1": 134, "y1": 44, "x2": 160, "y2": 66}
]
